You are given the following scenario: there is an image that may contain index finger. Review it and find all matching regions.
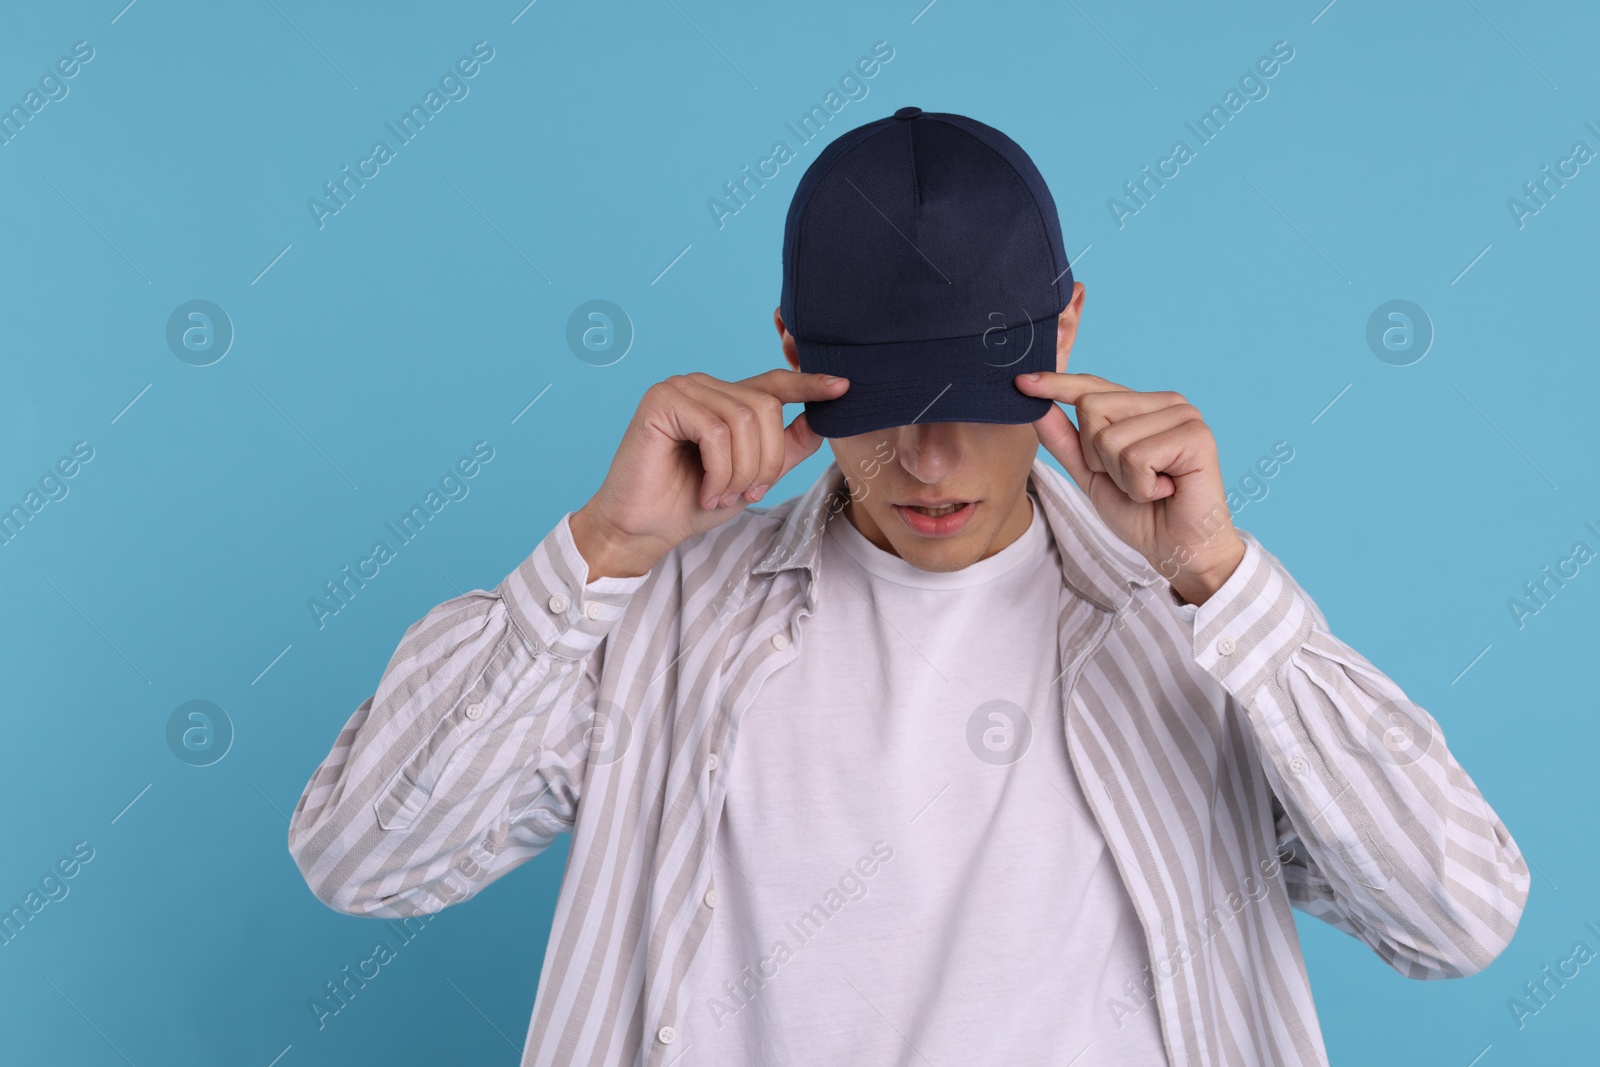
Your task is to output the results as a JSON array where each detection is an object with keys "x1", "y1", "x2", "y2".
[
  {"x1": 737, "y1": 367, "x2": 851, "y2": 404},
  {"x1": 1016, "y1": 371, "x2": 1132, "y2": 408}
]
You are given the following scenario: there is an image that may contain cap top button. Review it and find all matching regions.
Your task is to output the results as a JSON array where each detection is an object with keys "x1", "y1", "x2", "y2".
[{"x1": 893, "y1": 106, "x2": 922, "y2": 120}]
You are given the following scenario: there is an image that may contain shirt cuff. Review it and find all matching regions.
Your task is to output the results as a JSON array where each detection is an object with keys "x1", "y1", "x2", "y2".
[
  {"x1": 496, "y1": 511, "x2": 652, "y2": 661},
  {"x1": 1166, "y1": 581, "x2": 1199, "y2": 620},
  {"x1": 1189, "y1": 530, "x2": 1317, "y2": 694}
]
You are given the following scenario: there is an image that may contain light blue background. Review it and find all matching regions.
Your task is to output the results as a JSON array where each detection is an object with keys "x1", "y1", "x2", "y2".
[{"x1": 2, "y1": 0, "x2": 1596, "y2": 1063}]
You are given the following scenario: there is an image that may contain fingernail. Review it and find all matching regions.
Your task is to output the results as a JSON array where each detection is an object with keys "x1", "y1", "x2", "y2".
[
  {"x1": 1023, "y1": 372, "x2": 1041, "y2": 381},
  {"x1": 750, "y1": 483, "x2": 769, "y2": 501},
  {"x1": 720, "y1": 492, "x2": 738, "y2": 508},
  {"x1": 824, "y1": 376, "x2": 846, "y2": 385}
]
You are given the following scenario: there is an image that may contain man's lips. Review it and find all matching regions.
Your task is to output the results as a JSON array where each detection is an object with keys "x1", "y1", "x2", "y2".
[{"x1": 892, "y1": 500, "x2": 978, "y2": 537}]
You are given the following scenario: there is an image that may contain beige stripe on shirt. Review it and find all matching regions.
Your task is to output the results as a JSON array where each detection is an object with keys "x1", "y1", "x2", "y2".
[{"x1": 288, "y1": 456, "x2": 1528, "y2": 1066}]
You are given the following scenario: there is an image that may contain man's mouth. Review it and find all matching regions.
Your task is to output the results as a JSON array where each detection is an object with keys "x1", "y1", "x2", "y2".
[{"x1": 892, "y1": 500, "x2": 979, "y2": 537}]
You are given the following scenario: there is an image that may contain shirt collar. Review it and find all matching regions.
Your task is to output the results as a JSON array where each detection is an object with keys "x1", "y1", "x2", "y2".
[{"x1": 751, "y1": 456, "x2": 1164, "y2": 614}]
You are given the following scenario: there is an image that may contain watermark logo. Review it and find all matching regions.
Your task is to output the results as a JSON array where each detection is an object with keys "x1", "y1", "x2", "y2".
[
  {"x1": 1365, "y1": 300, "x2": 1432, "y2": 366},
  {"x1": 0, "y1": 841, "x2": 95, "y2": 948},
  {"x1": 166, "y1": 699, "x2": 234, "y2": 767},
  {"x1": 1508, "y1": 521, "x2": 1599, "y2": 630},
  {"x1": 308, "y1": 441, "x2": 495, "y2": 630},
  {"x1": 1508, "y1": 919, "x2": 1600, "y2": 1031},
  {"x1": 586, "y1": 698, "x2": 635, "y2": 767},
  {"x1": 1363, "y1": 697, "x2": 1435, "y2": 767},
  {"x1": 966, "y1": 699, "x2": 1033, "y2": 766},
  {"x1": 980, "y1": 309, "x2": 1038, "y2": 368},
  {"x1": 0, "y1": 40, "x2": 95, "y2": 149},
  {"x1": 166, "y1": 300, "x2": 234, "y2": 366},
  {"x1": 0, "y1": 440, "x2": 95, "y2": 549},
  {"x1": 1108, "y1": 40, "x2": 1295, "y2": 229},
  {"x1": 307, "y1": 42, "x2": 495, "y2": 230},
  {"x1": 1507, "y1": 122, "x2": 1600, "y2": 229},
  {"x1": 1107, "y1": 843, "x2": 1297, "y2": 1030},
  {"x1": 705, "y1": 840, "x2": 894, "y2": 1031},
  {"x1": 566, "y1": 300, "x2": 634, "y2": 367},
  {"x1": 1224, "y1": 440, "x2": 1294, "y2": 517},
  {"x1": 307, "y1": 915, "x2": 434, "y2": 1030},
  {"x1": 706, "y1": 41, "x2": 896, "y2": 231}
]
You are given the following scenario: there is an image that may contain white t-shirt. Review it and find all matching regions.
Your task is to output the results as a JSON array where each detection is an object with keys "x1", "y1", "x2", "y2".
[{"x1": 688, "y1": 492, "x2": 1170, "y2": 1065}]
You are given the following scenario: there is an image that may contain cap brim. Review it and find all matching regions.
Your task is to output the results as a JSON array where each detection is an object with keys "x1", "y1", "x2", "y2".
[{"x1": 795, "y1": 314, "x2": 1058, "y2": 438}]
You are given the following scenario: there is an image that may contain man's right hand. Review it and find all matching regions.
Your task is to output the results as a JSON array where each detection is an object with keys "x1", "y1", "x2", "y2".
[{"x1": 569, "y1": 369, "x2": 850, "y2": 581}]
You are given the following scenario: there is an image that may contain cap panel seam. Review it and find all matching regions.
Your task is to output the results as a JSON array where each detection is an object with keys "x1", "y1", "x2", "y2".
[
  {"x1": 785, "y1": 112, "x2": 1073, "y2": 351},
  {"x1": 919, "y1": 114, "x2": 1070, "y2": 312},
  {"x1": 907, "y1": 120, "x2": 922, "y2": 206},
  {"x1": 783, "y1": 122, "x2": 895, "y2": 338}
]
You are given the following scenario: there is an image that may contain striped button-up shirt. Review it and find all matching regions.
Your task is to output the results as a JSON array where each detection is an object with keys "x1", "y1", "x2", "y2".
[{"x1": 288, "y1": 455, "x2": 1529, "y2": 1066}]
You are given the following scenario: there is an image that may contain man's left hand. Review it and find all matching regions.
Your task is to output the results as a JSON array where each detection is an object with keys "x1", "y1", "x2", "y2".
[{"x1": 1016, "y1": 371, "x2": 1246, "y2": 606}]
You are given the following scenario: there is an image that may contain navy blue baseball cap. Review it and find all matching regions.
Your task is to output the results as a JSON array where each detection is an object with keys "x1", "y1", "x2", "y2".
[{"x1": 781, "y1": 106, "x2": 1074, "y2": 438}]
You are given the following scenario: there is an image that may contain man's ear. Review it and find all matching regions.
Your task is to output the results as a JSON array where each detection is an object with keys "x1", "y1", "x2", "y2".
[
  {"x1": 775, "y1": 306, "x2": 800, "y2": 371},
  {"x1": 1055, "y1": 282, "x2": 1086, "y2": 373}
]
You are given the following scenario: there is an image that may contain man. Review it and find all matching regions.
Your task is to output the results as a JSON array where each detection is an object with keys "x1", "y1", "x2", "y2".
[{"x1": 288, "y1": 108, "x2": 1527, "y2": 1066}]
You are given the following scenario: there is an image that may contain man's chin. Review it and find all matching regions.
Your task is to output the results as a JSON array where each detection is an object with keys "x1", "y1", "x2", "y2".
[{"x1": 884, "y1": 530, "x2": 989, "y2": 574}]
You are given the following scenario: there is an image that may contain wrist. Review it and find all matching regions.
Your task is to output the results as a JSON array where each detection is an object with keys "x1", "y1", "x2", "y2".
[
  {"x1": 569, "y1": 505, "x2": 664, "y2": 582},
  {"x1": 1168, "y1": 535, "x2": 1246, "y2": 607}
]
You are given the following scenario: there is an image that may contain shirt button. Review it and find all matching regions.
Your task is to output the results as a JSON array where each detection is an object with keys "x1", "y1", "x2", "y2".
[
  {"x1": 1289, "y1": 756, "x2": 1308, "y2": 774},
  {"x1": 657, "y1": 1025, "x2": 676, "y2": 1044},
  {"x1": 548, "y1": 594, "x2": 569, "y2": 614},
  {"x1": 706, "y1": 752, "x2": 720, "y2": 771},
  {"x1": 1216, "y1": 636, "x2": 1236, "y2": 655},
  {"x1": 704, "y1": 889, "x2": 719, "y2": 908},
  {"x1": 464, "y1": 702, "x2": 485, "y2": 720},
  {"x1": 584, "y1": 601, "x2": 604, "y2": 620},
  {"x1": 770, "y1": 632, "x2": 789, "y2": 650}
]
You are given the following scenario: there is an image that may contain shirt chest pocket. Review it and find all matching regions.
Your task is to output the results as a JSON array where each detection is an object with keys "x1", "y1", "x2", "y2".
[
  {"x1": 373, "y1": 639, "x2": 516, "y2": 832},
  {"x1": 374, "y1": 694, "x2": 492, "y2": 831},
  {"x1": 375, "y1": 717, "x2": 480, "y2": 831}
]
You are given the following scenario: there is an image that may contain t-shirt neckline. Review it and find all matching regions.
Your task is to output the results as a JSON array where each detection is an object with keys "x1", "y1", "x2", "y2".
[{"x1": 826, "y1": 491, "x2": 1049, "y2": 590}]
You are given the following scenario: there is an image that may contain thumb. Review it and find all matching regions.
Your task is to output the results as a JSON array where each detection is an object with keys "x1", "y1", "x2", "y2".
[
  {"x1": 1034, "y1": 404, "x2": 1093, "y2": 489},
  {"x1": 779, "y1": 410, "x2": 826, "y2": 480}
]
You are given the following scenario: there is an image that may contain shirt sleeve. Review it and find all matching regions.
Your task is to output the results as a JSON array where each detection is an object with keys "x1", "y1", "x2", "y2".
[
  {"x1": 1186, "y1": 529, "x2": 1529, "y2": 979},
  {"x1": 287, "y1": 511, "x2": 650, "y2": 919}
]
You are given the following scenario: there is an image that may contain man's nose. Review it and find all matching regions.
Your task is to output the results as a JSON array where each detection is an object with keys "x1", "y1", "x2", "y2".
[{"x1": 895, "y1": 422, "x2": 963, "y2": 483}]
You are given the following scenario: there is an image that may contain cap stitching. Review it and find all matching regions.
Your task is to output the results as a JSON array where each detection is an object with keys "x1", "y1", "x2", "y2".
[
  {"x1": 784, "y1": 120, "x2": 901, "y2": 338},
  {"x1": 793, "y1": 309, "x2": 1061, "y2": 348},
  {"x1": 918, "y1": 114, "x2": 1070, "y2": 311},
  {"x1": 785, "y1": 112, "x2": 1072, "y2": 341},
  {"x1": 907, "y1": 120, "x2": 921, "y2": 206}
]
